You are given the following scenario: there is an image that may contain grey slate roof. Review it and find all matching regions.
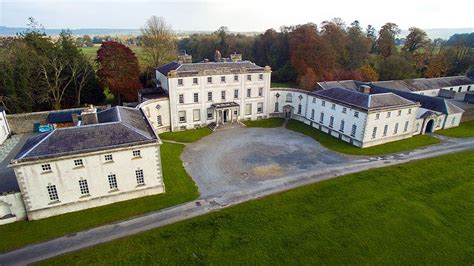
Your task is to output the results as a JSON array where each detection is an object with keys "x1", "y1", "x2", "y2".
[
  {"x1": 157, "y1": 61, "x2": 263, "y2": 75},
  {"x1": 312, "y1": 87, "x2": 417, "y2": 111},
  {"x1": 47, "y1": 109, "x2": 82, "y2": 123},
  {"x1": 372, "y1": 76, "x2": 474, "y2": 92},
  {"x1": 370, "y1": 85, "x2": 464, "y2": 114},
  {"x1": 316, "y1": 80, "x2": 364, "y2": 91},
  {"x1": 12, "y1": 106, "x2": 157, "y2": 163}
]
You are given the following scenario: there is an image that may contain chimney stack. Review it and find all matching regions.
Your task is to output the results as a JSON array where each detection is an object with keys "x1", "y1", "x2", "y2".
[
  {"x1": 230, "y1": 52, "x2": 242, "y2": 62},
  {"x1": 177, "y1": 52, "x2": 192, "y2": 64},
  {"x1": 81, "y1": 105, "x2": 98, "y2": 125},
  {"x1": 214, "y1": 50, "x2": 222, "y2": 62},
  {"x1": 359, "y1": 85, "x2": 371, "y2": 94}
]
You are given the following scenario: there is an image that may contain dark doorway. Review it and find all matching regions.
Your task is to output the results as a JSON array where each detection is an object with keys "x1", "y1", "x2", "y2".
[
  {"x1": 223, "y1": 110, "x2": 228, "y2": 123},
  {"x1": 425, "y1": 120, "x2": 434, "y2": 133}
]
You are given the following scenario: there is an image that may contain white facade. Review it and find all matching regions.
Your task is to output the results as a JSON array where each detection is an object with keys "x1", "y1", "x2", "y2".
[
  {"x1": 0, "y1": 192, "x2": 26, "y2": 225},
  {"x1": 0, "y1": 109, "x2": 11, "y2": 145},
  {"x1": 11, "y1": 141, "x2": 164, "y2": 220},
  {"x1": 155, "y1": 63, "x2": 272, "y2": 131},
  {"x1": 269, "y1": 88, "x2": 422, "y2": 148},
  {"x1": 139, "y1": 98, "x2": 172, "y2": 134}
]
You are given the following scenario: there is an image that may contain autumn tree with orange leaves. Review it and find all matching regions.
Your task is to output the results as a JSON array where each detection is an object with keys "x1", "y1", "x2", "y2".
[{"x1": 97, "y1": 41, "x2": 142, "y2": 103}]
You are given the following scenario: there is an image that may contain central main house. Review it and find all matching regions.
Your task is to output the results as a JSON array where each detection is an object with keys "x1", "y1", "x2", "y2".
[{"x1": 153, "y1": 56, "x2": 272, "y2": 132}]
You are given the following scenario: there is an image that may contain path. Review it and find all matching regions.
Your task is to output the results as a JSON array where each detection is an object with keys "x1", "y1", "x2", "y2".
[{"x1": 0, "y1": 133, "x2": 473, "y2": 265}]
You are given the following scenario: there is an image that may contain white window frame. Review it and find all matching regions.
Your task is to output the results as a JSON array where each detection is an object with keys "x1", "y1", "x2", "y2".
[
  {"x1": 74, "y1": 159, "x2": 83, "y2": 167},
  {"x1": 47, "y1": 185, "x2": 59, "y2": 201},
  {"x1": 207, "y1": 91, "x2": 212, "y2": 102},
  {"x1": 257, "y1": 102, "x2": 263, "y2": 114},
  {"x1": 245, "y1": 103, "x2": 252, "y2": 115},
  {"x1": 193, "y1": 109, "x2": 201, "y2": 122},
  {"x1": 132, "y1": 150, "x2": 141, "y2": 158},
  {"x1": 136, "y1": 169, "x2": 145, "y2": 185},
  {"x1": 193, "y1": 93, "x2": 199, "y2": 103},
  {"x1": 79, "y1": 179, "x2": 90, "y2": 195},
  {"x1": 104, "y1": 154, "x2": 113, "y2": 162},
  {"x1": 157, "y1": 115, "x2": 162, "y2": 126},
  {"x1": 178, "y1": 94, "x2": 184, "y2": 104},
  {"x1": 108, "y1": 174, "x2": 118, "y2": 190},
  {"x1": 41, "y1": 164, "x2": 52, "y2": 172},
  {"x1": 258, "y1": 87, "x2": 263, "y2": 97},
  {"x1": 178, "y1": 110, "x2": 186, "y2": 123}
]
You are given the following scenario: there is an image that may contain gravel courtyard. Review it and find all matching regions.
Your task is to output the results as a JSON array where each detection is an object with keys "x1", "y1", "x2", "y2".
[{"x1": 181, "y1": 127, "x2": 354, "y2": 197}]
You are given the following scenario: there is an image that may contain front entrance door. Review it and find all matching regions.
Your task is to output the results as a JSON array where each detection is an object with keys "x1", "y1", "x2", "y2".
[
  {"x1": 425, "y1": 119, "x2": 434, "y2": 133},
  {"x1": 223, "y1": 109, "x2": 229, "y2": 123}
]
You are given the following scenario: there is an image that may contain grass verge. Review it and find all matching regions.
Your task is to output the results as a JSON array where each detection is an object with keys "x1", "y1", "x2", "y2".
[
  {"x1": 0, "y1": 143, "x2": 198, "y2": 253},
  {"x1": 159, "y1": 127, "x2": 212, "y2": 143},
  {"x1": 287, "y1": 120, "x2": 440, "y2": 155},
  {"x1": 43, "y1": 150, "x2": 474, "y2": 265},
  {"x1": 436, "y1": 121, "x2": 474, "y2": 138},
  {"x1": 243, "y1": 118, "x2": 284, "y2": 128},
  {"x1": 271, "y1": 82, "x2": 298, "y2": 88}
]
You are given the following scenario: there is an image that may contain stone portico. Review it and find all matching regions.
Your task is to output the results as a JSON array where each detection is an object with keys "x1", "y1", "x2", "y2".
[{"x1": 211, "y1": 102, "x2": 240, "y2": 126}]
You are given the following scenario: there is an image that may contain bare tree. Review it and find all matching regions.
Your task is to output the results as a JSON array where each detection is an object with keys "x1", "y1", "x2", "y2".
[
  {"x1": 141, "y1": 16, "x2": 177, "y2": 67},
  {"x1": 40, "y1": 55, "x2": 75, "y2": 110},
  {"x1": 71, "y1": 58, "x2": 93, "y2": 106}
]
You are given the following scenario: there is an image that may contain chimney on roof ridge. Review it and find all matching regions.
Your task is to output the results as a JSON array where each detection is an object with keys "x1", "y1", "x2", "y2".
[
  {"x1": 230, "y1": 52, "x2": 242, "y2": 62},
  {"x1": 359, "y1": 85, "x2": 371, "y2": 94},
  {"x1": 177, "y1": 52, "x2": 192, "y2": 64},
  {"x1": 81, "y1": 105, "x2": 98, "y2": 125},
  {"x1": 214, "y1": 50, "x2": 222, "y2": 62}
]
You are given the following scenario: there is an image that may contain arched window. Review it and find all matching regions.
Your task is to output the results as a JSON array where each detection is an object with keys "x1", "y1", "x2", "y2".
[{"x1": 285, "y1": 93, "x2": 293, "y2": 103}]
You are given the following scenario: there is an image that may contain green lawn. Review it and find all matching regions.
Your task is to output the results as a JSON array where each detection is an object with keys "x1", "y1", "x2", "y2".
[
  {"x1": 80, "y1": 46, "x2": 150, "y2": 70},
  {"x1": 436, "y1": 121, "x2": 474, "y2": 138},
  {"x1": 0, "y1": 143, "x2": 198, "y2": 253},
  {"x1": 243, "y1": 118, "x2": 284, "y2": 128},
  {"x1": 271, "y1": 81, "x2": 298, "y2": 88},
  {"x1": 43, "y1": 150, "x2": 474, "y2": 265},
  {"x1": 287, "y1": 120, "x2": 440, "y2": 156},
  {"x1": 159, "y1": 127, "x2": 212, "y2": 143}
]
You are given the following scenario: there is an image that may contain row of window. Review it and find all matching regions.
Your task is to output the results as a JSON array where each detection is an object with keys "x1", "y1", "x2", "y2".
[
  {"x1": 178, "y1": 103, "x2": 264, "y2": 123},
  {"x1": 46, "y1": 170, "x2": 146, "y2": 202},
  {"x1": 310, "y1": 112, "x2": 358, "y2": 137},
  {"x1": 177, "y1": 74, "x2": 264, "y2": 86},
  {"x1": 371, "y1": 121, "x2": 410, "y2": 139},
  {"x1": 178, "y1": 88, "x2": 264, "y2": 104},
  {"x1": 449, "y1": 85, "x2": 471, "y2": 92},
  {"x1": 41, "y1": 150, "x2": 141, "y2": 173},
  {"x1": 282, "y1": 93, "x2": 413, "y2": 119}
]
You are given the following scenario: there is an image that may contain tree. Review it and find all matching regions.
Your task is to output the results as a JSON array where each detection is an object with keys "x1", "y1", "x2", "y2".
[
  {"x1": 376, "y1": 23, "x2": 400, "y2": 58},
  {"x1": 299, "y1": 68, "x2": 318, "y2": 90},
  {"x1": 97, "y1": 41, "x2": 142, "y2": 103},
  {"x1": 141, "y1": 16, "x2": 177, "y2": 67},
  {"x1": 347, "y1": 21, "x2": 371, "y2": 69},
  {"x1": 403, "y1": 27, "x2": 430, "y2": 53},
  {"x1": 425, "y1": 53, "x2": 448, "y2": 78},
  {"x1": 358, "y1": 64, "x2": 379, "y2": 81},
  {"x1": 71, "y1": 57, "x2": 94, "y2": 106},
  {"x1": 378, "y1": 55, "x2": 417, "y2": 80}
]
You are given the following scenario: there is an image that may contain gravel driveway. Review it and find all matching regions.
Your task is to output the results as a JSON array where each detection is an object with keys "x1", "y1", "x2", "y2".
[{"x1": 181, "y1": 127, "x2": 354, "y2": 197}]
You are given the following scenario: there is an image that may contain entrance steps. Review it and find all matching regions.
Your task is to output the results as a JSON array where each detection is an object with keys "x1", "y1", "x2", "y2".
[{"x1": 208, "y1": 122, "x2": 244, "y2": 132}]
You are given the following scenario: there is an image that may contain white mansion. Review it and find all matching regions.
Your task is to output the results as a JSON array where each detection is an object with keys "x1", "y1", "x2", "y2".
[
  {"x1": 140, "y1": 54, "x2": 469, "y2": 148},
  {"x1": 0, "y1": 53, "x2": 471, "y2": 225}
]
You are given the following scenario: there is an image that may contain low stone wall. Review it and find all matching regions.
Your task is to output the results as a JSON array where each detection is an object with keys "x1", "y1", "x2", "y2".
[
  {"x1": 6, "y1": 106, "x2": 108, "y2": 134},
  {"x1": 0, "y1": 192, "x2": 26, "y2": 225}
]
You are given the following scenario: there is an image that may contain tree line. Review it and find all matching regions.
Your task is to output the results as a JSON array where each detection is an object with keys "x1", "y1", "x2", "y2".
[
  {"x1": 179, "y1": 20, "x2": 474, "y2": 89},
  {"x1": 1, "y1": 17, "x2": 473, "y2": 113}
]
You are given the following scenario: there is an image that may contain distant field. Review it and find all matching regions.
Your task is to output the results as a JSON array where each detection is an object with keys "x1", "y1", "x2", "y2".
[{"x1": 80, "y1": 45, "x2": 150, "y2": 69}]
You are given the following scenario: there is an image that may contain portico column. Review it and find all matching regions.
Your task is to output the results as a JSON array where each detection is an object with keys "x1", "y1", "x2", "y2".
[{"x1": 215, "y1": 109, "x2": 218, "y2": 126}]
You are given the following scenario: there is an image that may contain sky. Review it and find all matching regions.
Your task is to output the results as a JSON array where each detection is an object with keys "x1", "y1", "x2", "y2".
[{"x1": 1, "y1": 0, "x2": 473, "y2": 32}]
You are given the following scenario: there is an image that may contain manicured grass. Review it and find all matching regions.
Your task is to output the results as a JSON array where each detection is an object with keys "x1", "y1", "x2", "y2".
[
  {"x1": 159, "y1": 127, "x2": 212, "y2": 143},
  {"x1": 243, "y1": 118, "x2": 284, "y2": 128},
  {"x1": 436, "y1": 121, "x2": 474, "y2": 138},
  {"x1": 0, "y1": 143, "x2": 198, "y2": 253},
  {"x1": 286, "y1": 120, "x2": 440, "y2": 155},
  {"x1": 271, "y1": 81, "x2": 298, "y2": 88},
  {"x1": 80, "y1": 46, "x2": 150, "y2": 70},
  {"x1": 43, "y1": 150, "x2": 474, "y2": 265}
]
